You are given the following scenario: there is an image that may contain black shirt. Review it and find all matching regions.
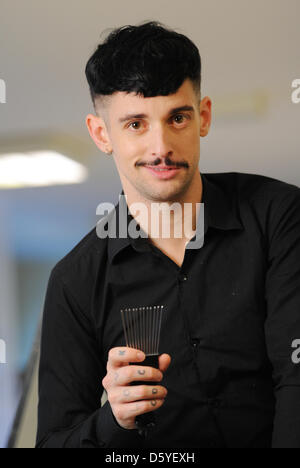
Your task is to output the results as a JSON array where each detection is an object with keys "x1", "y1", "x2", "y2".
[{"x1": 36, "y1": 171, "x2": 300, "y2": 448}]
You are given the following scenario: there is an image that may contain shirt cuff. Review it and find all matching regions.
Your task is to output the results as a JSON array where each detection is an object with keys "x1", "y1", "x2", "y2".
[{"x1": 96, "y1": 401, "x2": 144, "y2": 448}]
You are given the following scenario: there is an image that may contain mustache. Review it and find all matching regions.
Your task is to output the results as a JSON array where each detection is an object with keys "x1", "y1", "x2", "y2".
[{"x1": 137, "y1": 157, "x2": 189, "y2": 168}]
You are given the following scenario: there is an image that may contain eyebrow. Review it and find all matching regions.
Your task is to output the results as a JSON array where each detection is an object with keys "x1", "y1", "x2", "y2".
[{"x1": 118, "y1": 105, "x2": 195, "y2": 124}]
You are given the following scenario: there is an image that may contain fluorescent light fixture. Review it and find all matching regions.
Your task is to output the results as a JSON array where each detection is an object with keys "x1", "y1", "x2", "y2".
[{"x1": 0, "y1": 151, "x2": 88, "y2": 189}]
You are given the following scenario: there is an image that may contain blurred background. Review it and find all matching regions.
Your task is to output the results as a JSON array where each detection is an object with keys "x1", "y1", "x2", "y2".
[{"x1": 0, "y1": 0, "x2": 299, "y2": 448}]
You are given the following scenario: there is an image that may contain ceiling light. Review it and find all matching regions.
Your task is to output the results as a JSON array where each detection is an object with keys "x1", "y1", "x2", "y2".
[{"x1": 0, "y1": 151, "x2": 88, "y2": 189}]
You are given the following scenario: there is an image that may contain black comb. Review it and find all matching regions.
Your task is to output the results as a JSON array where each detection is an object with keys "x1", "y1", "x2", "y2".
[{"x1": 121, "y1": 306, "x2": 164, "y2": 438}]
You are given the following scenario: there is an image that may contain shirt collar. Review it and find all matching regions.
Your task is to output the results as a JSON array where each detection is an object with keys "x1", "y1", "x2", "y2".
[{"x1": 106, "y1": 172, "x2": 243, "y2": 264}]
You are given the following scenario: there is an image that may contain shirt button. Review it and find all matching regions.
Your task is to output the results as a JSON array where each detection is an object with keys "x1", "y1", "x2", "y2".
[
  {"x1": 191, "y1": 338, "x2": 200, "y2": 348},
  {"x1": 179, "y1": 274, "x2": 188, "y2": 282}
]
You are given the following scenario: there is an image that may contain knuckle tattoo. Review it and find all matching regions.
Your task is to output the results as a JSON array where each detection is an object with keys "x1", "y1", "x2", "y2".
[
  {"x1": 152, "y1": 388, "x2": 158, "y2": 395},
  {"x1": 138, "y1": 369, "x2": 145, "y2": 376},
  {"x1": 151, "y1": 400, "x2": 157, "y2": 407},
  {"x1": 119, "y1": 350, "x2": 126, "y2": 356}
]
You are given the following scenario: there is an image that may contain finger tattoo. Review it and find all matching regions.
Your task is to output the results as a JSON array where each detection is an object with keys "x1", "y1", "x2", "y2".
[
  {"x1": 151, "y1": 400, "x2": 157, "y2": 407},
  {"x1": 119, "y1": 350, "x2": 126, "y2": 356},
  {"x1": 138, "y1": 369, "x2": 145, "y2": 376},
  {"x1": 152, "y1": 388, "x2": 158, "y2": 395}
]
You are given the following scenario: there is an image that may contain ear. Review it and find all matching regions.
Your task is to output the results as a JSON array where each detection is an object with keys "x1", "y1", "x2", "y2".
[
  {"x1": 199, "y1": 97, "x2": 212, "y2": 137},
  {"x1": 85, "y1": 113, "x2": 112, "y2": 153}
]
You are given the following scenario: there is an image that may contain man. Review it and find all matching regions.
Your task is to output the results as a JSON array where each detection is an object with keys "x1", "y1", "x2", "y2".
[{"x1": 36, "y1": 21, "x2": 300, "y2": 448}]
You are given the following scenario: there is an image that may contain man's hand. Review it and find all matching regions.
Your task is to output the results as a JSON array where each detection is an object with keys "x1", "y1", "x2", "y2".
[{"x1": 102, "y1": 347, "x2": 171, "y2": 430}]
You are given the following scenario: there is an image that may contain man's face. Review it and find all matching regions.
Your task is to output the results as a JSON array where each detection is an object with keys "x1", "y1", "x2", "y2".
[{"x1": 87, "y1": 78, "x2": 211, "y2": 203}]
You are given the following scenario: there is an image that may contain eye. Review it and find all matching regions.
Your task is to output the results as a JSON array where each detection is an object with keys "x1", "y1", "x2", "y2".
[
  {"x1": 128, "y1": 121, "x2": 143, "y2": 130},
  {"x1": 171, "y1": 114, "x2": 189, "y2": 125}
]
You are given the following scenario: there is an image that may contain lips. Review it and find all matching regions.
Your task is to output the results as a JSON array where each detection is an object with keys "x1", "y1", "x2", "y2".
[
  {"x1": 145, "y1": 165, "x2": 179, "y2": 171},
  {"x1": 143, "y1": 165, "x2": 182, "y2": 180}
]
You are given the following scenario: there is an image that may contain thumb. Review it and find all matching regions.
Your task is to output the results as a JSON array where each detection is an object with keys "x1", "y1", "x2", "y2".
[{"x1": 158, "y1": 353, "x2": 171, "y2": 373}]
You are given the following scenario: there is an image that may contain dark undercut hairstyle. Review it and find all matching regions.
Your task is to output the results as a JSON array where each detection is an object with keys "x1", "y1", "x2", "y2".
[{"x1": 85, "y1": 20, "x2": 202, "y2": 117}]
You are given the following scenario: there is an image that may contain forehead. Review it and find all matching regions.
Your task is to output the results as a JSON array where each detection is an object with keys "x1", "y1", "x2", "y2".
[{"x1": 109, "y1": 78, "x2": 197, "y2": 113}]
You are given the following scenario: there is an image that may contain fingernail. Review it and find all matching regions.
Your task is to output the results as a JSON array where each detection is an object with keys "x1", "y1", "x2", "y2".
[{"x1": 137, "y1": 352, "x2": 145, "y2": 361}]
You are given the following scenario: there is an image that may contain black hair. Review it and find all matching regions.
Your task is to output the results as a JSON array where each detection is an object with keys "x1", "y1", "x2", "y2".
[{"x1": 85, "y1": 20, "x2": 201, "y2": 110}]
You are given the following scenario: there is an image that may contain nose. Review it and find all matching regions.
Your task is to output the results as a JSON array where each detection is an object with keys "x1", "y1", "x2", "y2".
[{"x1": 149, "y1": 123, "x2": 173, "y2": 158}]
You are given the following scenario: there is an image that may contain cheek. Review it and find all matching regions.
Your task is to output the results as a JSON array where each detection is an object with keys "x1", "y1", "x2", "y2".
[
  {"x1": 115, "y1": 134, "x2": 147, "y2": 162},
  {"x1": 179, "y1": 128, "x2": 199, "y2": 152},
  {"x1": 180, "y1": 124, "x2": 199, "y2": 142},
  {"x1": 112, "y1": 142, "x2": 142, "y2": 172}
]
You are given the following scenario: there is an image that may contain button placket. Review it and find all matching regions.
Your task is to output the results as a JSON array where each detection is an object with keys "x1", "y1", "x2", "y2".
[{"x1": 207, "y1": 398, "x2": 222, "y2": 409}]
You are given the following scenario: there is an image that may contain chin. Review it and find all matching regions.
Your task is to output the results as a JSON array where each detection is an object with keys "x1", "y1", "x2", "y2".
[{"x1": 142, "y1": 184, "x2": 188, "y2": 203}]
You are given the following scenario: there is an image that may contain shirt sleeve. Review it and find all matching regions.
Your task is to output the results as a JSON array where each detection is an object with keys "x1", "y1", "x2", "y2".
[
  {"x1": 264, "y1": 187, "x2": 300, "y2": 448},
  {"x1": 36, "y1": 268, "x2": 143, "y2": 448}
]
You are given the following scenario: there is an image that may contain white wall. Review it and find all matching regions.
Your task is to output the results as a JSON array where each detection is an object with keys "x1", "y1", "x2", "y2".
[{"x1": 0, "y1": 205, "x2": 20, "y2": 448}]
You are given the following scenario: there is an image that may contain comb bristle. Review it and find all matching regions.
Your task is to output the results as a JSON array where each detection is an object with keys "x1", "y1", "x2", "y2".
[{"x1": 121, "y1": 306, "x2": 164, "y2": 356}]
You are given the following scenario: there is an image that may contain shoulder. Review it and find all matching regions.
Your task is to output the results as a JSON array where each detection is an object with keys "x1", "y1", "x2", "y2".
[
  {"x1": 205, "y1": 171, "x2": 300, "y2": 209},
  {"x1": 235, "y1": 172, "x2": 300, "y2": 201},
  {"x1": 49, "y1": 224, "x2": 109, "y2": 287},
  {"x1": 204, "y1": 171, "x2": 300, "y2": 199},
  {"x1": 234, "y1": 173, "x2": 300, "y2": 223},
  {"x1": 203, "y1": 172, "x2": 300, "y2": 236}
]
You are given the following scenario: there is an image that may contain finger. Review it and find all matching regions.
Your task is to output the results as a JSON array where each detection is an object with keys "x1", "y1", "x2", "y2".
[
  {"x1": 112, "y1": 385, "x2": 168, "y2": 404},
  {"x1": 111, "y1": 365, "x2": 163, "y2": 386},
  {"x1": 119, "y1": 398, "x2": 166, "y2": 421},
  {"x1": 158, "y1": 354, "x2": 172, "y2": 373},
  {"x1": 133, "y1": 398, "x2": 166, "y2": 416},
  {"x1": 107, "y1": 347, "x2": 145, "y2": 370}
]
